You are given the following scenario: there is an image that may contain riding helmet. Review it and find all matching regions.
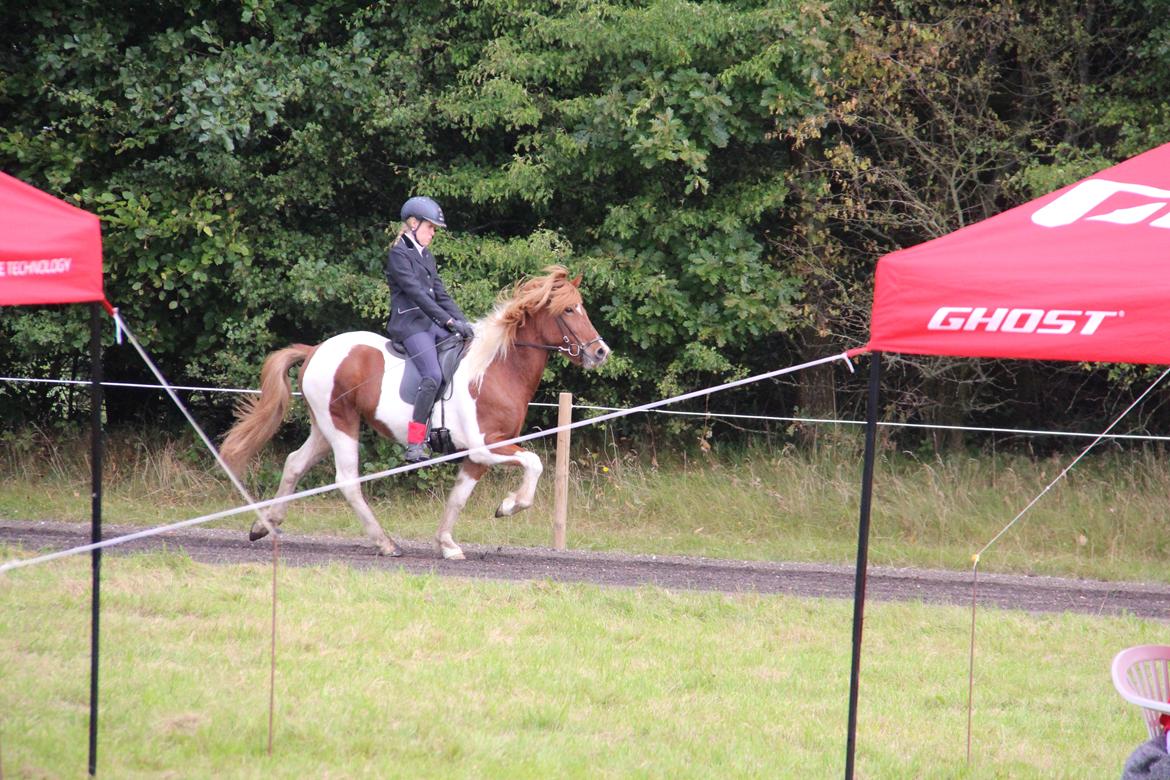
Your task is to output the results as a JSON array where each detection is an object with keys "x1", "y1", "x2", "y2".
[{"x1": 400, "y1": 196, "x2": 447, "y2": 228}]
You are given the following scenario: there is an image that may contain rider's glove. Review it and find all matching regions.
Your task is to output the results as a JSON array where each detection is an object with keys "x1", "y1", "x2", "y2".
[{"x1": 446, "y1": 319, "x2": 475, "y2": 339}]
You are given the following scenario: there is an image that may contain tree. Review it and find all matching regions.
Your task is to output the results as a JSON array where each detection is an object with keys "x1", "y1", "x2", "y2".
[
  {"x1": 425, "y1": 0, "x2": 849, "y2": 407},
  {"x1": 780, "y1": 0, "x2": 1170, "y2": 448}
]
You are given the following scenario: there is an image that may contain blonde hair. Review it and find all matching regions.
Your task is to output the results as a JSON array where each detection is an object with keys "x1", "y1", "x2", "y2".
[{"x1": 393, "y1": 216, "x2": 421, "y2": 244}]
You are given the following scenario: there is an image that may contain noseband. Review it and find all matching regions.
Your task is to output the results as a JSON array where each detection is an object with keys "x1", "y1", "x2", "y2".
[{"x1": 515, "y1": 313, "x2": 602, "y2": 358}]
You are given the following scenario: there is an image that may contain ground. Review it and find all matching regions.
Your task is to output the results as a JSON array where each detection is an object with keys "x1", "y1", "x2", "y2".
[{"x1": 3, "y1": 519, "x2": 1170, "y2": 618}]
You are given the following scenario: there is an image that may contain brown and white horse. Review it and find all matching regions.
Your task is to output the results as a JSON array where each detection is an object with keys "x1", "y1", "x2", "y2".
[{"x1": 221, "y1": 265, "x2": 610, "y2": 559}]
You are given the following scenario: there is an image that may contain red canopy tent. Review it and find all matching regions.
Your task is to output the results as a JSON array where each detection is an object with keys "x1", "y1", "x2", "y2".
[
  {"x1": 844, "y1": 142, "x2": 1170, "y2": 777},
  {"x1": 867, "y1": 144, "x2": 1170, "y2": 363},
  {"x1": 1, "y1": 171, "x2": 108, "y2": 775},
  {"x1": 0, "y1": 172, "x2": 104, "y2": 305}
]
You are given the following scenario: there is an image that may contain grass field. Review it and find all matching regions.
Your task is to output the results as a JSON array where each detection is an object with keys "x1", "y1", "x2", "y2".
[
  {"x1": 3, "y1": 428, "x2": 1170, "y2": 583},
  {"x1": 0, "y1": 550, "x2": 1164, "y2": 778},
  {"x1": 3, "y1": 431, "x2": 1169, "y2": 776}
]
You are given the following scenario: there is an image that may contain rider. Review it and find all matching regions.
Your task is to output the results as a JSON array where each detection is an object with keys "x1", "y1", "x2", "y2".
[{"x1": 385, "y1": 196, "x2": 475, "y2": 463}]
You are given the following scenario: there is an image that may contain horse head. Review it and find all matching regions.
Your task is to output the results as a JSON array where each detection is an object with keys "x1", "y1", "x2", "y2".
[{"x1": 498, "y1": 265, "x2": 611, "y2": 369}]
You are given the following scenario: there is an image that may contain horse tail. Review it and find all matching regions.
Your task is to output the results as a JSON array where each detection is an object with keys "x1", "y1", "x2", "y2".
[{"x1": 221, "y1": 344, "x2": 313, "y2": 477}]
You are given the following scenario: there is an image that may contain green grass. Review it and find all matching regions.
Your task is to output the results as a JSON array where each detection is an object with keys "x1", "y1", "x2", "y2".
[
  {"x1": 0, "y1": 550, "x2": 1162, "y2": 778},
  {"x1": 3, "y1": 429, "x2": 1170, "y2": 583}
]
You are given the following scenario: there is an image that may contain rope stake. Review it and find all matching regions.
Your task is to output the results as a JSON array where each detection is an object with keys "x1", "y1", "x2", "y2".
[{"x1": 268, "y1": 532, "x2": 279, "y2": 756}]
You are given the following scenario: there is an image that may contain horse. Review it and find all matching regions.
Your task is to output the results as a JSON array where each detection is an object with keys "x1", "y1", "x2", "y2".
[{"x1": 220, "y1": 265, "x2": 610, "y2": 560}]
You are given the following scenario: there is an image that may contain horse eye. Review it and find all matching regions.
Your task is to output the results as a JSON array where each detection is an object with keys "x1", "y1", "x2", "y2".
[{"x1": 564, "y1": 306, "x2": 575, "y2": 315}]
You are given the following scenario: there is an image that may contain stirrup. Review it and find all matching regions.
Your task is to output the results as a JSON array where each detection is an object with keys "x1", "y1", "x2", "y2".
[{"x1": 403, "y1": 442, "x2": 431, "y2": 464}]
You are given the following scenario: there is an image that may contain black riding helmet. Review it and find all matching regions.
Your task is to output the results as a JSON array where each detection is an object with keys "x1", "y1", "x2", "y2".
[{"x1": 400, "y1": 196, "x2": 447, "y2": 228}]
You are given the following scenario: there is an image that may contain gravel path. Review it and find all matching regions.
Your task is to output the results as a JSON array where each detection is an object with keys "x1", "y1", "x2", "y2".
[{"x1": 3, "y1": 519, "x2": 1169, "y2": 618}]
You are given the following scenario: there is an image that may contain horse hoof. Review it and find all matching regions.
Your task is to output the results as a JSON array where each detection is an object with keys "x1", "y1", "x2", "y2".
[
  {"x1": 436, "y1": 539, "x2": 466, "y2": 560},
  {"x1": 495, "y1": 498, "x2": 515, "y2": 518},
  {"x1": 378, "y1": 543, "x2": 404, "y2": 557},
  {"x1": 249, "y1": 525, "x2": 269, "y2": 542}
]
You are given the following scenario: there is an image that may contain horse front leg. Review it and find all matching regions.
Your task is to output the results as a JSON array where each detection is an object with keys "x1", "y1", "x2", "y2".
[
  {"x1": 435, "y1": 461, "x2": 488, "y2": 560},
  {"x1": 467, "y1": 442, "x2": 544, "y2": 518}
]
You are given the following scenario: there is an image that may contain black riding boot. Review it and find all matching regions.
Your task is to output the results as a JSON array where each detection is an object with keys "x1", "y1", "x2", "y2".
[{"x1": 404, "y1": 377, "x2": 439, "y2": 463}]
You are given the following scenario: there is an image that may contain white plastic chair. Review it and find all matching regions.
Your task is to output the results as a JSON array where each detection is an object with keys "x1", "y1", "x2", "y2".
[{"x1": 1112, "y1": 645, "x2": 1170, "y2": 741}]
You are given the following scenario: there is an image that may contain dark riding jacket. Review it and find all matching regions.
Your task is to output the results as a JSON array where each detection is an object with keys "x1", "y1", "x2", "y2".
[{"x1": 384, "y1": 232, "x2": 466, "y2": 342}]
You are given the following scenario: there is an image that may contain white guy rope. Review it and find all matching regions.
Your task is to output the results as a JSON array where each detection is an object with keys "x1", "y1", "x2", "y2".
[
  {"x1": 110, "y1": 311, "x2": 258, "y2": 511},
  {"x1": 961, "y1": 363, "x2": 1170, "y2": 767},
  {"x1": 531, "y1": 403, "x2": 1170, "y2": 443},
  {"x1": 972, "y1": 364, "x2": 1170, "y2": 562},
  {"x1": 0, "y1": 376, "x2": 270, "y2": 395},
  {"x1": 7, "y1": 377, "x2": 1170, "y2": 443},
  {"x1": 0, "y1": 351, "x2": 854, "y2": 574}
]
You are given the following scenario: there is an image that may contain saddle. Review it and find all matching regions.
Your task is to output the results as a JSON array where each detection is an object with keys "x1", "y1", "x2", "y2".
[{"x1": 386, "y1": 336, "x2": 472, "y2": 404}]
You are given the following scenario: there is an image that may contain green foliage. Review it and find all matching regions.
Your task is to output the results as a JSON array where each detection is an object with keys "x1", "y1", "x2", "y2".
[
  {"x1": 4, "y1": 1, "x2": 1170, "y2": 445},
  {"x1": 427, "y1": 0, "x2": 844, "y2": 393},
  {"x1": 0, "y1": 0, "x2": 845, "y2": 427},
  {"x1": 779, "y1": 0, "x2": 1170, "y2": 440},
  {"x1": 3, "y1": 2, "x2": 438, "y2": 403}
]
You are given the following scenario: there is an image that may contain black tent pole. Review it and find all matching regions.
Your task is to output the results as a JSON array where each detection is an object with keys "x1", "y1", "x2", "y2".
[
  {"x1": 845, "y1": 350, "x2": 881, "y2": 780},
  {"x1": 87, "y1": 302, "x2": 103, "y2": 776}
]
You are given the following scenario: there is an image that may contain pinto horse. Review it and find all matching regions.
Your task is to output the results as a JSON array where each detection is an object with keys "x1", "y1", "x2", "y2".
[{"x1": 220, "y1": 265, "x2": 610, "y2": 560}]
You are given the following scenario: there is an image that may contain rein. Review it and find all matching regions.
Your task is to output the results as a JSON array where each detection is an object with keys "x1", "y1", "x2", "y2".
[{"x1": 514, "y1": 314, "x2": 601, "y2": 358}]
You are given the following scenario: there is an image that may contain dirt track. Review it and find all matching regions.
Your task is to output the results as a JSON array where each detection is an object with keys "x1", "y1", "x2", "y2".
[{"x1": 3, "y1": 519, "x2": 1170, "y2": 619}]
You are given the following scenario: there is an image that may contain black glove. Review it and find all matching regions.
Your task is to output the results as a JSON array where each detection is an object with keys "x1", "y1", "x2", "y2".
[{"x1": 446, "y1": 318, "x2": 475, "y2": 339}]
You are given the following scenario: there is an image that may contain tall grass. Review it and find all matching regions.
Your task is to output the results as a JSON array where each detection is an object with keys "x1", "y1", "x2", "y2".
[
  {"x1": 0, "y1": 551, "x2": 1163, "y2": 778},
  {"x1": 3, "y1": 429, "x2": 1170, "y2": 582}
]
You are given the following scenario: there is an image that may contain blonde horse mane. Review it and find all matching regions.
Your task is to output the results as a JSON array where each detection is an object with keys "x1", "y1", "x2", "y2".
[{"x1": 464, "y1": 265, "x2": 582, "y2": 386}]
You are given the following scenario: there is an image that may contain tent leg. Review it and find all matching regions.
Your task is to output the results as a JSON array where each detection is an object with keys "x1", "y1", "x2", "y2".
[
  {"x1": 87, "y1": 302, "x2": 103, "y2": 776},
  {"x1": 845, "y1": 350, "x2": 881, "y2": 780}
]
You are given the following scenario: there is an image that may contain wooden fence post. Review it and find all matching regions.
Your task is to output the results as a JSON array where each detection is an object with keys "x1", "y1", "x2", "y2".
[{"x1": 553, "y1": 392, "x2": 571, "y2": 550}]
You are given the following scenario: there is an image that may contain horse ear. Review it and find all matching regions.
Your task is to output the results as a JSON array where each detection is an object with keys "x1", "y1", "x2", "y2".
[{"x1": 570, "y1": 274, "x2": 582, "y2": 288}]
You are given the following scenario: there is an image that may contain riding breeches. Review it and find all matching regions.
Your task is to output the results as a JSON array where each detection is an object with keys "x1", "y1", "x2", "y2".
[{"x1": 401, "y1": 324, "x2": 447, "y2": 388}]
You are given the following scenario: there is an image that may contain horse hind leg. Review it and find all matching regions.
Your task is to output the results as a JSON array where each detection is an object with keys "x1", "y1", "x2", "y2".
[
  {"x1": 249, "y1": 425, "x2": 331, "y2": 541},
  {"x1": 331, "y1": 431, "x2": 403, "y2": 557}
]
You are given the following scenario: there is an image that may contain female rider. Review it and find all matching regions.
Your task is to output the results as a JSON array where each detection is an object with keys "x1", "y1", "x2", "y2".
[{"x1": 385, "y1": 196, "x2": 474, "y2": 463}]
